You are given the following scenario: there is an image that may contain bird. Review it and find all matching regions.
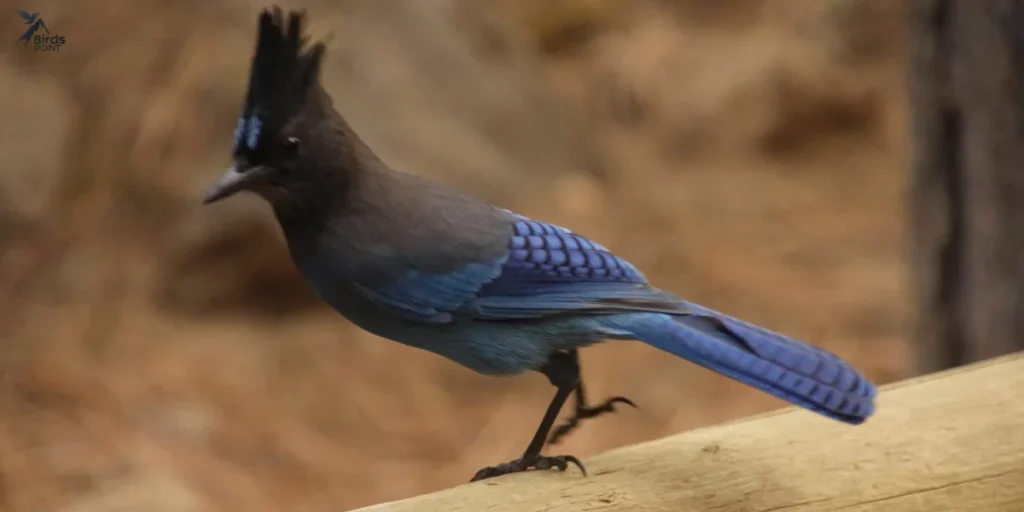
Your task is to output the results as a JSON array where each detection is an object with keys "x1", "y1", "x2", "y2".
[
  {"x1": 18, "y1": 10, "x2": 38, "y2": 25},
  {"x1": 203, "y1": 7, "x2": 878, "y2": 482}
]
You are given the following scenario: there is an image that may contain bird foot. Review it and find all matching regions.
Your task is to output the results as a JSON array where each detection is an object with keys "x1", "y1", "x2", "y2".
[
  {"x1": 470, "y1": 453, "x2": 586, "y2": 482},
  {"x1": 548, "y1": 396, "x2": 637, "y2": 445}
]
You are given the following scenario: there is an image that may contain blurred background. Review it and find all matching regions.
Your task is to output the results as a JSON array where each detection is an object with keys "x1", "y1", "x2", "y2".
[{"x1": 0, "y1": 0, "x2": 922, "y2": 510}]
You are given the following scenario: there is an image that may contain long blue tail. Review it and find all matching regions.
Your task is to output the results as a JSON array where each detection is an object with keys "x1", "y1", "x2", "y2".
[{"x1": 605, "y1": 307, "x2": 877, "y2": 424}]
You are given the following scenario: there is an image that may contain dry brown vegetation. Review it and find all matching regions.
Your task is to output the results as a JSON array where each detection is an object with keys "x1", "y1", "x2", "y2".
[{"x1": 0, "y1": 1, "x2": 910, "y2": 510}]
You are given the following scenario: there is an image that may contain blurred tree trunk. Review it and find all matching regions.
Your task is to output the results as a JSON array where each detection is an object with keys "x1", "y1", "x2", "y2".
[{"x1": 908, "y1": 1, "x2": 1024, "y2": 374}]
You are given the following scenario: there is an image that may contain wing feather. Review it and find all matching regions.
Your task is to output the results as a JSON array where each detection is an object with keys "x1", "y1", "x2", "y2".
[{"x1": 351, "y1": 212, "x2": 689, "y2": 323}]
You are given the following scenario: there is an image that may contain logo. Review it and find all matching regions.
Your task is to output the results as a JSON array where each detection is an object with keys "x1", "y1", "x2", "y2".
[{"x1": 15, "y1": 10, "x2": 65, "y2": 51}]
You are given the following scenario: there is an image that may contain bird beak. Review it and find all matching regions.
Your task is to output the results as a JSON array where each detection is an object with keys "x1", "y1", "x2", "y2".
[{"x1": 203, "y1": 164, "x2": 256, "y2": 204}]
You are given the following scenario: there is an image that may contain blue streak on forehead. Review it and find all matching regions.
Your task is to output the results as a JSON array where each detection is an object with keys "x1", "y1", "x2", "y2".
[
  {"x1": 232, "y1": 112, "x2": 264, "y2": 154},
  {"x1": 246, "y1": 115, "x2": 262, "y2": 150}
]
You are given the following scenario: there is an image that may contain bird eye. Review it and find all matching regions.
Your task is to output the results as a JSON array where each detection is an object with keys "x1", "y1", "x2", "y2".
[{"x1": 281, "y1": 136, "x2": 300, "y2": 158}]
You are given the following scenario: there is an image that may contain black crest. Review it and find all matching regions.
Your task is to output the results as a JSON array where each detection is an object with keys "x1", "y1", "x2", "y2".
[{"x1": 233, "y1": 7, "x2": 326, "y2": 162}]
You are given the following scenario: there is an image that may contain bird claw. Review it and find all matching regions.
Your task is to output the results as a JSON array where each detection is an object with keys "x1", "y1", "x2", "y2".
[
  {"x1": 470, "y1": 454, "x2": 586, "y2": 482},
  {"x1": 548, "y1": 395, "x2": 637, "y2": 445}
]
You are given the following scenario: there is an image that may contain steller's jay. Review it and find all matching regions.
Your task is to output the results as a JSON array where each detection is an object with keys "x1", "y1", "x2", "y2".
[{"x1": 203, "y1": 7, "x2": 877, "y2": 482}]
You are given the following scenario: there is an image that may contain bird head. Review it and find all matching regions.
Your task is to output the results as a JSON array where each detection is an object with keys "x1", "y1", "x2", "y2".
[{"x1": 203, "y1": 7, "x2": 328, "y2": 205}]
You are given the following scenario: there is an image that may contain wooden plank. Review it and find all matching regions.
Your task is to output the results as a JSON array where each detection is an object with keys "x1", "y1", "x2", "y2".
[{"x1": 354, "y1": 352, "x2": 1024, "y2": 512}]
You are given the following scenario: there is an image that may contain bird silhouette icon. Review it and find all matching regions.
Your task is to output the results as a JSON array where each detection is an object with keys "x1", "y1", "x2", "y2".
[{"x1": 15, "y1": 10, "x2": 48, "y2": 47}]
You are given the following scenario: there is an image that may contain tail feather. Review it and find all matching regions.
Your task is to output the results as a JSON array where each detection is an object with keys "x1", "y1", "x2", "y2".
[{"x1": 610, "y1": 310, "x2": 877, "y2": 424}]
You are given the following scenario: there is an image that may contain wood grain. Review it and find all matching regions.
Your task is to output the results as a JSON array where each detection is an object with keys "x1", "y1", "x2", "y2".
[{"x1": 353, "y1": 352, "x2": 1024, "y2": 512}]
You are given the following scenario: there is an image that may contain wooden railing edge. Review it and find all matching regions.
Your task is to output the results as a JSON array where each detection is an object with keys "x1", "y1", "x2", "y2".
[{"x1": 354, "y1": 352, "x2": 1024, "y2": 512}]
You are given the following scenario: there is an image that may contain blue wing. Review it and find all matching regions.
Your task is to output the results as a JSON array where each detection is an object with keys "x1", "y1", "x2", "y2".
[
  {"x1": 480, "y1": 213, "x2": 647, "y2": 291},
  {"x1": 19, "y1": 10, "x2": 34, "y2": 23},
  {"x1": 468, "y1": 213, "x2": 691, "y2": 319},
  {"x1": 353, "y1": 211, "x2": 690, "y2": 324}
]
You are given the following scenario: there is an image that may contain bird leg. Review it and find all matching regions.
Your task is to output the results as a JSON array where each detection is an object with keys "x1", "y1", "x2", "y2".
[
  {"x1": 470, "y1": 351, "x2": 587, "y2": 482},
  {"x1": 548, "y1": 349, "x2": 637, "y2": 445}
]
